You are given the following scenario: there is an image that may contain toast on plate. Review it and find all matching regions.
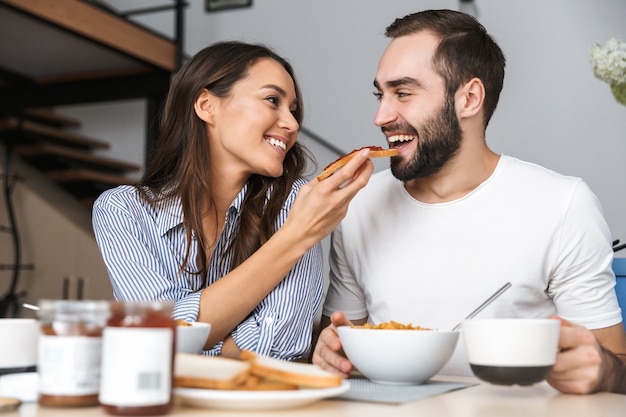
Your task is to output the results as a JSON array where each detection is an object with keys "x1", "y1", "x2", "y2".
[
  {"x1": 240, "y1": 350, "x2": 342, "y2": 389},
  {"x1": 174, "y1": 353, "x2": 251, "y2": 390},
  {"x1": 174, "y1": 350, "x2": 342, "y2": 391}
]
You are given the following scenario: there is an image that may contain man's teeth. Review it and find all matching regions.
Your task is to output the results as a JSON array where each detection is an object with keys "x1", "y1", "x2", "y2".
[
  {"x1": 266, "y1": 137, "x2": 286, "y2": 151},
  {"x1": 388, "y1": 134, "x2": 415, "y2": 143}
]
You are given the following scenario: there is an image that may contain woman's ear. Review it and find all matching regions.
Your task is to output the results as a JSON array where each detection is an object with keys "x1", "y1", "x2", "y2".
[
  {"x1": 194, "y1": 88, "x2": 216, "y2": 125},
  {"x1": 457, "y1": 77, "x2": 484, "y2": 119}
]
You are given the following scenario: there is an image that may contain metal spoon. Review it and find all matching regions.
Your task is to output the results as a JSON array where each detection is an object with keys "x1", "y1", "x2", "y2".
[
  {"x1": 451, "y1": 282, "x2": 512, "y2": 331},
  {"x1": 22, "y1": 303, "x2": 40, "y2": 311}
]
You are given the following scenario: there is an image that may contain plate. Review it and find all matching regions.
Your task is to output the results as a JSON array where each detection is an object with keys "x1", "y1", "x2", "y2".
[{"x1": 175, "y1": 381, "x2": 350, "y2": 411}]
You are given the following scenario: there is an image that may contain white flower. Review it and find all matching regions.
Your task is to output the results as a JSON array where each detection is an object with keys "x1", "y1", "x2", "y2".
[{"x1": 591, "y1": 37, "x2": 626, "y2": 105}]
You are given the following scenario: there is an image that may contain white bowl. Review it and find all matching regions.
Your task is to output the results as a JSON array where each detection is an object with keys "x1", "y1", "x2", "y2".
[
  {"x1": 337, "y1": 325, "x2": 459, "y2": 385},
  {"x1": 176, "y1": 322, "x2": 212, "y2": 354}
]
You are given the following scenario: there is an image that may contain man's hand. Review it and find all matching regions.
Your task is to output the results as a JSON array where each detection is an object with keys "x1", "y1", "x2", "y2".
[
  {"x1": 547, "y1": 316, "x2": 626, "y2": 394},
  {"x1": 312, "y1": 312, "x2": 362, "y2": 377},
  {"x1": 547, "y1": 317, "x2": 603, "y2": 394}
]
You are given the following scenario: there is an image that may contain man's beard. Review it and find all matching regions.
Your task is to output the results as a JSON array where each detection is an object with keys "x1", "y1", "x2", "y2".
[{"x1": 390, "y1": 96, "x2": 462, "y2": 182}]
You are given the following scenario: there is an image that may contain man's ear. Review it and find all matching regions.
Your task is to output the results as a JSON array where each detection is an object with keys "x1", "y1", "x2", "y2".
[
  {"x1": 457, "y1": 77, "x2": 484, "y2": 119},
  {"x1": 194, "y1": 88, "x2": 216, "y2": 125}
]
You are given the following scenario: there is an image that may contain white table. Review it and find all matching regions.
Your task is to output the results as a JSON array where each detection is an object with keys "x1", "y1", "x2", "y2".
[{"x1": 9, "y1": 377, "x2": 626, "y2": 417}]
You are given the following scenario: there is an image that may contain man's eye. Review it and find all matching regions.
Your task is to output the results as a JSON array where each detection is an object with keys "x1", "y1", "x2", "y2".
[{"x1": 372, "y1": 92, "x2": 383, "y2": 101}]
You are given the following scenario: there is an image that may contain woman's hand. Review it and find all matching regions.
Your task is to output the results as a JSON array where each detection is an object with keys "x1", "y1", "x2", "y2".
[
  {"x1": 285, "y1": 148, "x2": 374, "y2": 250},
  {"x1": 198, "y1": 150, "x2": 372, "y2": 345}
]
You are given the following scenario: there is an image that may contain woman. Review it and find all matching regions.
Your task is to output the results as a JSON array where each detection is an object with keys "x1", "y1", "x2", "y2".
[{"x1": 92, "y1": 41, "x2": 373, "y2": 361}]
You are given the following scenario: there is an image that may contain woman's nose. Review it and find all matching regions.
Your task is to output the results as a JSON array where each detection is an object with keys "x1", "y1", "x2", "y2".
[{"x1": 278, "y1": 109, "x2": 299, "y2": 132}]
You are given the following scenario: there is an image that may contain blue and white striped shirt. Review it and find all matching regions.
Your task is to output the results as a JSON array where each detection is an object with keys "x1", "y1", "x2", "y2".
[{"x1": 92, "y1": 179, "x2": 323, "y2": 360}]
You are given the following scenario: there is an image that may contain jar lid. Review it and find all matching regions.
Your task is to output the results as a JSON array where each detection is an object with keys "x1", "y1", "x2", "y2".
[
  {"x1": 38, "y1": 300, "x2": 110, "y2": 312},
  {"x1": 111, "y1": 300, "x2": 175, "y2": 313},
  {"x1": 37, "y1": 300, "x2": 111, "y2": 322}
]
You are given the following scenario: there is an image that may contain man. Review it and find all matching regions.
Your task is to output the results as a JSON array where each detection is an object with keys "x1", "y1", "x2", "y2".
[{"x1": 312, "y1": 9, "x2": 626, "y2": 394}]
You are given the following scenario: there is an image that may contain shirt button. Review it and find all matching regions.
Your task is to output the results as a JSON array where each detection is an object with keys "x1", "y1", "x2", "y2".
[{"x1": 265, "y1": 317, "x2": 274, "y2": 325}]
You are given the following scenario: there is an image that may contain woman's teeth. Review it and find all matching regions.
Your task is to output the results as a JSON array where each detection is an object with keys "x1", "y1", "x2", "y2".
[{"x1": 266, "y1": 137, "x2": 286, "y2": 151}]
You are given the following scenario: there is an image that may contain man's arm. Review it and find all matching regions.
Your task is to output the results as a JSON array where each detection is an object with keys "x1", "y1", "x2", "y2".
[{"x1": 593, "y1": 323, "x2": 626, "y2": 393}]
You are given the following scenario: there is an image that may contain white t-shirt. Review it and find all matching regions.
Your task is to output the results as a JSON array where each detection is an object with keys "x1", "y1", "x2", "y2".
[{"x1": 323, "y1": 155, "x2": 621, "y2": 376}]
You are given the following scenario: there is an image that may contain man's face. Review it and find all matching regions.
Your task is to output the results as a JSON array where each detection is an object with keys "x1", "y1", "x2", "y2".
[
  {"x1": 389, "y1": 95, "x2": 461, "y2": 181},
  {"x1": 373, "y1": 31, "x2": 462, "y2": 181}
]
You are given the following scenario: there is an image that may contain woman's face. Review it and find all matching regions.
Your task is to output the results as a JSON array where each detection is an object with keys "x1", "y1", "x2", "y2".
[{"x1": 205, "y1": 58, "x2": 299, "y2": 179}]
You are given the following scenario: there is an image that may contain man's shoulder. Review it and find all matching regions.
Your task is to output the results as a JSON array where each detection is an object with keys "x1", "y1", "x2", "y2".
[{"x1": 500, "y1": 155, "x2": 583, "y2": 187}]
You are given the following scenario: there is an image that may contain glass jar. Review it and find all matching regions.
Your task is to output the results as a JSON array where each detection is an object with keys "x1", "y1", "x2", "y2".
[
  {"x1": 99, "y1": 301, "x2": 176, "y2": 416},
  {"x1": 37, "y1": 299, "x2": 111, "y2": 407}
]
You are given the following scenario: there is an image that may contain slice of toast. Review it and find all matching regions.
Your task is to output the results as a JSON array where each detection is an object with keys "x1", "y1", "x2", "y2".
[
  {"x1": 174, "y1": 351, "x2": 343, "y2": 391},
  {"x1": 240, "y1": 351, "x2": 342, "y2": 389},
  {"x1": 317, "y1": 146, "x2": 398, "y2": 181},
  {"x1": 233, "y1": 374, "x2": 299, "y2": 391},
  {"x1": 174, "y1": 352, "x2": 251, "y2": 390}
]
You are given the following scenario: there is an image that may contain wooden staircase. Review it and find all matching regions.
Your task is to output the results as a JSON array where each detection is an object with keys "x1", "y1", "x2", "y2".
[
  {"x1": 0, "y1": 0, "x2": 186, "y2": 209},
  {"x1": 0, "y1": 109, "x2": 140, "y2": 207}
]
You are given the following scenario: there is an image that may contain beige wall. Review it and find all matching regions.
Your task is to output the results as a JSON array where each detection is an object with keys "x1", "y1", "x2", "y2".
[{"x1": 0, "y1": 148, "x2": 112, "y2": 318}]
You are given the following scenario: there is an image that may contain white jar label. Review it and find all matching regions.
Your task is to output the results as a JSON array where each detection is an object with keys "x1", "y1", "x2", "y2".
[
  {"x1": 38, "y1": 335, "x2": 102, "y2": 396},
  {"x1": 99, "y1": 327, "x2": 173, "y2": 406}
]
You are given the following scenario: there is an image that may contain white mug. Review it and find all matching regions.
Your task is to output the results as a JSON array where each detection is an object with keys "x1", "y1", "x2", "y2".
[
  {"x1": 462, "y1": 318, "x2": 561, "y2": 385},
  {"x1": 0, "y1": 318, "x2": 39, "y2": 370}
]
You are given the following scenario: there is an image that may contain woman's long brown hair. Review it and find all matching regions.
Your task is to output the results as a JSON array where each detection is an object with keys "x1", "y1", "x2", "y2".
[{"x1": 138, "y1": 41, "x2": 314, "y2": 276}]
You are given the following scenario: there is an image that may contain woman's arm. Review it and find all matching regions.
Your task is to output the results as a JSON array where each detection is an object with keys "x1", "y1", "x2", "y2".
[
  {"x1": 230, "y1": 243, "x2": 324, "y2": 360},
  {"x1": 92, "y1": 187, "x2": 204, "y2": 321},
  {"x1": 198, "y1": 149, "x2": 374, "y2": 347}
]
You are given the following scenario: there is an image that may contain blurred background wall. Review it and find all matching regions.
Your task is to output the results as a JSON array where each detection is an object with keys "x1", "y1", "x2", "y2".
[
  {"x1": 2, "y1": 0, "x2": 624, "y2": 313},
  {"x1": 66, "y1": 0, "x2": 626, "y2": 248}
]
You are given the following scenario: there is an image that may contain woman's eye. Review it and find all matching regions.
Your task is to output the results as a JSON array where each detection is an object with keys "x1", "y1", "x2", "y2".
[{"x1": 266, "y1": 96, "x2": 280, "y2": 106}]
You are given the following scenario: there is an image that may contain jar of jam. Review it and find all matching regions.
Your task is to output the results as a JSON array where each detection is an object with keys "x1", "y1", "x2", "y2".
[
  {"x1": 37, "y1": 299, "x2": 111, "y2": 407},
  {"x1": 99, "y1": 301, "x2": 176, "y2": 416}
]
